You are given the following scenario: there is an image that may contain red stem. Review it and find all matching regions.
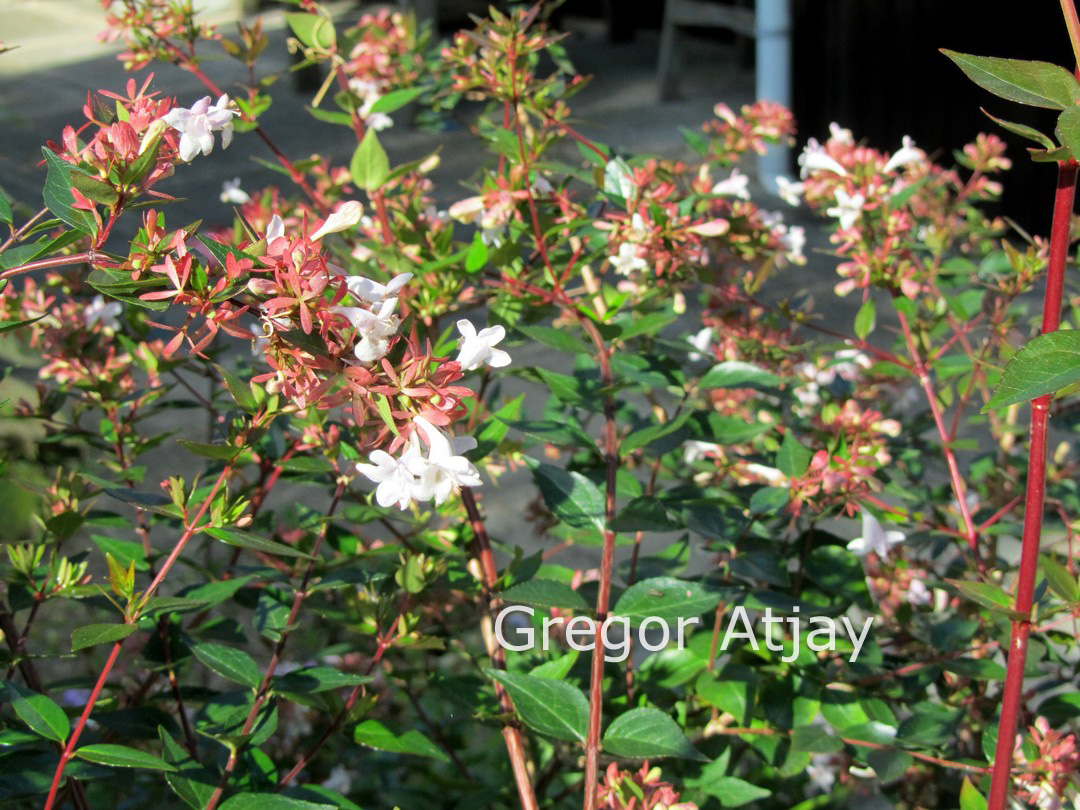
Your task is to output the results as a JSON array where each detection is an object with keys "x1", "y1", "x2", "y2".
[
  {"x1": 43, "y1": 464, "x2": 234, "y2": 810},
  {"x1": 988, "y1": 160, "x2": 1078, "y2": 810}
]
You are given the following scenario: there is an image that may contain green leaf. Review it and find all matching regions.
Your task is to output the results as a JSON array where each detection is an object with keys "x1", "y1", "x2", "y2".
[
  {"x1": 867, "y1": 747, "x2": 913, "y2": 782},
  {"x1": 41, "y1": 147, "x2": 97, "y2": 234},
  {"x1": 0, "y1": 315, "x2": 45, "y2": 335},
  {"x1": 177, "y1": 439, "x2": 241, "y2": 461},
  {"x1": 500, "y1": 578, "x2": 590, "y2": 611},
  {"x1": 464, "y1": 232, "x2": 488, "y2": 273},
  {"x1": 854, "y1": 297, "x2": 876, "y2": 340},
  {"x1": 985, "y1": 330, "x2": 1080, "y2": 410},
  {"x1": 946, "y1": 579, "x2": 1019, "y2": 616},
  {"x1": 529, "y1": 462, "x2": 606, "y2": 531},
  {"x1": 350, "y1": 129, "x2": 390, "y2": 191},
  {"x1": 72, "y1": 623, "x2": 137, "y2": 651},
  {"x1": 791, "y1": 724, "x2": 844, "y2": 754},
  {"x1": 219, "y1": 795, "x2": 333, "y2": 810},
  {"x1": 700, "y1": 360, "x2": 784, "y2": 389},
  {"x1": 685, "y1": 774, "x2": 771, "y2": 806},
  {"x1": 981, "y1": 108, "x2": 1055, "y2": 148},
  {"x1": 274, "y1": 667, "x2": 372, "y2": 694},
  {"x1": 206, "y1": 527, "x2": 317, "y2": 560},
  {"x1": 609, "y1": 496, "x2": 679, "y2": 532},
  {"x1": 486, "y1": 669, "x2": 590, "y2": 742},
  {"x1": 160, "y1": 728, "x2": 217, "y2": 810},
  {"x1": 215, "y1": 364, "x2": 258, "y2": 413},
  {"x1": 695, "y1": 665, "x2": 756, "y2": 725},
  {"x1": 352, "y1": 719, "x2": 450, "y2": 762},
  {"x1": 620, "y1": 411, "x2": 692, "y2": 455},
  {"x1": 612, "y1": 576, "x2": 720, "y2": 627},
  {"x1": 284, "y1": 12, "x2": 336, "y2": 49},
  {"x1": 1058, "y1": 105, "x2": 1080, "y2": 160},
  {"x1": 1040, "y1": 554, "x2": 1080, "y2": 603},
  {"x1": 0, "y1": 195, "x2": 11, "y2": 225},
  {"x1": 776, "y1": 431, "x2": 812, "y2": 479},
  {"x1": 191, "y1": 642, "x2": 262, "y2": 688},
  {"x1": 8, "y1": 682, "x2": 69, "y2": 743},
  {"x1": 941, "y1": 50, "x2": 1080, "y2": 109},
  {"x1": 602, "y1": 707, "x2": 703, "y2": 760},
  {"x1": 70, "y1": 171, "x2": 119, "y2": 206},
  {"x1": 515, "y1": 324, "x2": 591, "y2": 355},
  {"x1": 74, "y1": 743, "x2": 176, "y2": 771},
  {"x1": 367, "y1": 86, "x2": 426, "y2": 115},
  {"x1": 960, "y1": 777, "x2": 989, "y2": 810}
]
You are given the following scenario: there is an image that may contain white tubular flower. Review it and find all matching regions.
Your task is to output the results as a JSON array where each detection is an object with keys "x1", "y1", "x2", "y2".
[
  {"x1": 882, "y1": 135, "x2": 927, "y2": 174},
  {"x1": 798, "y1": 138, "x2": 849, "y2": 179},
  {"x1": 828, "y1": 122, "x2": 854, "y2": 145},
  {"x1": 907, "y1": 578, "x2": 932, "y2": 607},
  {"x1": 847, "y1": 509, "x2": 906, "y2": 558},
  {"x1": 806, "y1": 754, "x2": 837, "y2": 794},
  {"x1": 355, "y1": 446, "x2": 422, "y2": 510},
  {"x1": 311, "y1": 201, "x2": 363, "y2": 241},
  {"x1": 682, "y1": 440, "x2": 720, "y2": 464},
  {"x1": 266, "y1": 214, "x2": 286, "y2": 243},
  {"x1": 448, "y1": 196, "x2": 484, "y2": 224},
  {"x1": 162, "y1": 94, "x2": 239, "y2": 162},
  {"x1": 84, "y1": 295, "x2": 122, "y2": 331},
  {"x1": 782, "y1": 225, "x2": 807, "y2": 265},
  {"x1": 346, "y1": 273, "x2": 412, "y2": 304},
  {"x1": 687, "y1": 326, "x2": 713, "y2": 362},
  {"x1": 825, "y1": 189, "x2": 865, "y2": 230},
  {"x1": 711, "y1": 168, "x2": 751, "y2": 199},
  {"x1": 339, "y1": 297, "x2": 401, "y2": 363},
  {"x1": 455, "y1": 319, "x2": 511, "y2": 371},
  {"x1": 609, "y1": 242, "x2": 647, "y2": 276},
  {"x1": 219, "y1": 177, "x2": 251, "y2": 205},
  {"x1": 406, "y1": 415, "x2": 482, "y2": 505},
  {"x1": 775, "y1": 175, "x2": 805, "y2": 206}
]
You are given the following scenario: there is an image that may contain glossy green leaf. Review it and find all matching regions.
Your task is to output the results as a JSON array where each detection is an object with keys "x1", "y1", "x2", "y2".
[
  {"x1": 177, "y1": 440, "x2": 241, "y2": 461},
  {"x1": 191, "y1": 642, "x2": 262, "y2": 688},
  {"x1": 609, "y1": 496, "x2": 679, "y2": 532},
  {"x1": 854, "y1": 297, "x2": 876, "y2": 340},
  {"x1": 74, "y1": 743, "x2": 176, "y2": 771},
  {"x1": 602, "y1": 707, "x2": 704, "y2": 760},
  {"x1": 500, "y1": 578, "x2": 590, "y2": 611},
  {"x1": 1040, "y1": 554, "x2": 1080, "y2": 603},
  {"x1": 981, "y1": 108, "x2": 1054, "y2": 148},
  {"x1": 160, "y1": 728, "x2": 217, "y2": 810},
  {"x1": 219, "y1": 795, "x2": 333, "y2": 810},
  {"x1": 529, "y1": 462, "x2": 605, "y2": 531},
  {"x1": 367, "y1": 85, "x2": 427, "y2": 115},
  {"x1": 72, "y1": 623, "x2": 137, "y2": 651},
  {"x1": 613, "y1": 576, "x2": 720, "y2": 627},
  {"x1": 352, "y1": 719, "x2": 450, "y2": 762},
  {"x1": 985, "y1": 330, "x2": 1080, "y2": 409},
  {"x1": 0, "y1": 315, "x2": 45, "y2": 335},
  {"x1": 699, "y1": 360, "x2": 784, "y2": 389},
  {"x1": 685, "y1": 775, "x2": 771, "y2": 807},
  {"x1": 941, "y1": 50, "x2": 1080, "y2": 109},
  {"x1": 620, "y1": 411, "x2": 692, "y2": 455},
  {"x1": 1057, "y1": 105, "x2": 1080, "y2": 160},
  {"x1": 486, "y1": 669, "x2": 589, "y2": 742},
  {"x1": 274, "y1": 667, "x2": 372, "y2": 694},
  {"x1": 515, "y1": 324, "x2": 591, "y2": 355},
  {"x1": 8, "y1": 682, "x2": 68, "y2": 743},
  {"x1": 41, "y1": 147, "x2": 97, "y2": 234},
  {"x1": 206, "y1": 527, "x2": 317, "y2": 560}
]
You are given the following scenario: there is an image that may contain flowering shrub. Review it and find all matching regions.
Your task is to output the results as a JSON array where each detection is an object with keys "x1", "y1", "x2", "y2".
[{"x1": 1, "y1": 3, "x2": 1080, "y2": 810}]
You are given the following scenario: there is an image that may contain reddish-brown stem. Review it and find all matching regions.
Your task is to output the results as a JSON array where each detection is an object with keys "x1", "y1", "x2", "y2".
[
  {"x1": 203, "y1": 482, "x2": 345, "y2": 810},
  {"x1": 461, "y1": 488, "x2": 540, "y2": 810},
  {"x1": 0, "y1": 206, "x2": 49, "y2": 254},
  {"x1": 895, "y1": 308, "x2": 980, "y2": 560},
  {"x1": 579, "y1": 317, "x2": 619, "y2": 810},
  {"x1": 43, "y1": 464, "x2": 234, "y2": 810},
  {"x1": 988, "y1": 160, "x2": 1078, "y2": 810},
  {"x1": 0, "y1": 250, "x2": 119, "y2": 279}
]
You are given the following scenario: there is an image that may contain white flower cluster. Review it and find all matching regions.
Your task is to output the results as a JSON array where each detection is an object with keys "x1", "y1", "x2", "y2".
[
  {"x1": 163, "y1": 95, "x2": 239, "y2": 162},
  {"x1": 356, "y1": 415, "x2": 482, "y2": 509},
  {"x1": 792, "y1": 349, "x2": 872, "y2": 411},
  {"x1": 348, "y1": 78, "x2": 393, "y2": 132}
]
